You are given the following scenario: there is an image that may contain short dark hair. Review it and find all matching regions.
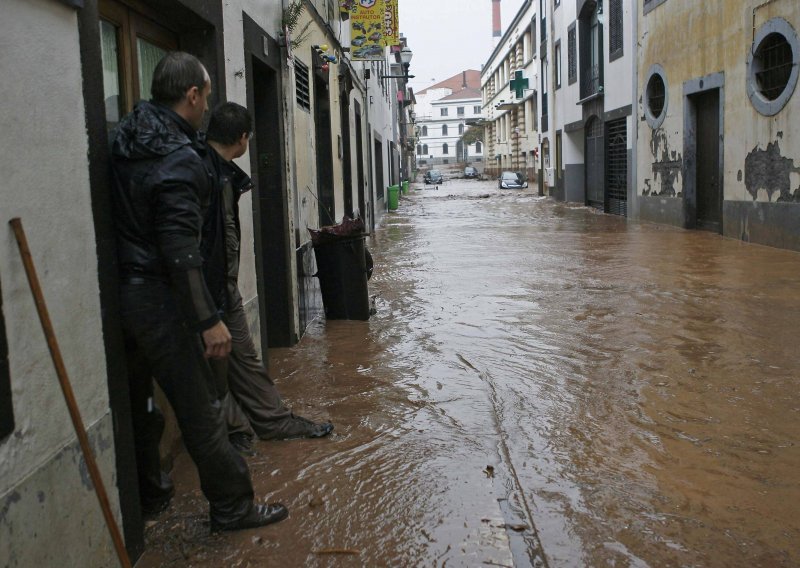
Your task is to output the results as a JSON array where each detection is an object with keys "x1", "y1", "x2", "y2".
[
  {"x1": 206, "y1": 102, "x2": 253, "y2": 146},
  {"x1": 151, "y1": 52, "x2": 208, "y2": 105}
]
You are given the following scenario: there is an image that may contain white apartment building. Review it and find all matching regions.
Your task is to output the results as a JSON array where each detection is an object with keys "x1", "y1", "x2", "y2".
[
  {"x1": 483, "y1": 0, "x2": 634, "y2": 216},
  {"x1": 415, "y1": 71, "x2": 485, "y2": 168}
]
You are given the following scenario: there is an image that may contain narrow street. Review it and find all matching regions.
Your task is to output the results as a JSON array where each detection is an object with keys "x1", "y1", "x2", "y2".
[{"x1": 140, "y1": 179, "x2": 800, "y2": 567}]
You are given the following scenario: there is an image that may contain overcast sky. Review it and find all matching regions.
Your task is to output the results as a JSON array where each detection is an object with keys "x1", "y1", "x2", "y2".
[{"x1": 399, "y1": 0, "x2": 527, "y2": 90}]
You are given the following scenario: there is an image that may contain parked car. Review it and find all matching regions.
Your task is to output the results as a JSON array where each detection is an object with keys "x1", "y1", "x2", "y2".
[
  {"x1": 498, "y1": 171, "x2": 528, "y2": 189},
  {"x1": 464, "y1": 166, "x2": 479, "y2": 179},
  {"x1": 424, "y1": 169, "x2": 443, "y2": 184}
]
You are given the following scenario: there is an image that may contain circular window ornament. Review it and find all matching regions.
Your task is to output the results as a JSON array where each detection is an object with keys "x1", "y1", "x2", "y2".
[
  {"x1": 747, "y1": 18, "x2": 799, "y2": 116},
  {"x1": 644, "y1": 64, "x2": 668, "y2": 129}
]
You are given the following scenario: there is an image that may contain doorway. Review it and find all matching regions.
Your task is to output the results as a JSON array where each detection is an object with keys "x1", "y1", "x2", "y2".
[
  {"x1": 683, "y1": 73, "x2": 725, "y2": 233},
  {"x1": 248, "y1": 54, "x2": 293, "y2": 348},
  {"x1": 340, "y1": 94, "x2": 353, "y2": 219},
  {"x1": 692, "y1": 89, "x2": 721, "y2": 232},
  {"x1": 354, "y1": 101, "x2": 366, "y2": 222},
  {"x1": 585, "y1": 116, "x2": 604, "y2": 208},
  {"x1": 374, "y1": 136, "x2": 385, "y2": 204},
  {"x1": 314, "y1": 72, "x2": 335, "y2": 226}
]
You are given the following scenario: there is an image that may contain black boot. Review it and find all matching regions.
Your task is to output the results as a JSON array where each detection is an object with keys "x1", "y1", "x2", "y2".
[{"x1": 210, "y1": 502, "x2": 289, "y2": 532}]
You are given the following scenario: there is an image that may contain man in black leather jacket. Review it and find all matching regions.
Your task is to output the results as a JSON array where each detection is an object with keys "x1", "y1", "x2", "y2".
[
  {"x1": 202, "y1": 102, "x2": 334, "y2": 452},
  {"x1": 110, "y1": 52, "x2": 286, "y2": 531}
]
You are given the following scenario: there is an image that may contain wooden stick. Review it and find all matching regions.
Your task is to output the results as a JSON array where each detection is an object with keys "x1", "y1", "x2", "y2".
[{"x1": 9, "y1": 218, "x2": 131, "y2": 568}]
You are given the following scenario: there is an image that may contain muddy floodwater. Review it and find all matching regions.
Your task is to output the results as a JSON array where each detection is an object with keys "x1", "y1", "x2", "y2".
[{"x1": 139, "y1": 180, "x2": 800, "y2": 567}]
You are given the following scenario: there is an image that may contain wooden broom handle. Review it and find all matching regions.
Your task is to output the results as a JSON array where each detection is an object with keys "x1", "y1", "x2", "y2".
[{"x1": 9, "y1": 218, "x2": 131, "y2": 568}]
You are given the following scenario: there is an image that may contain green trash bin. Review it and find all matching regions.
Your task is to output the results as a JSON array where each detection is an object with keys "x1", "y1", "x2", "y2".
[
  {"x1": 402, "y1": 180, "x2": 409, "y2": 194},
  {"x1": 387, "y1": 185, "x2": 400, "y2": 210}
]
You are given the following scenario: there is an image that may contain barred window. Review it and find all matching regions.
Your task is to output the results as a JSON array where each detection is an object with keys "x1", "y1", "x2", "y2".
[
  {"x1": 295, "y1": 59, "x2": 311, "y2": 111},
  {"x1": 568, "y1": 24, "x2": 577, "y2": 84},
  {"x1": 609, "y1": 0, "x2": 624, "y2": 60},
  {"x1": 747, "y1": 18, "x2": 799, "y2": 116}
]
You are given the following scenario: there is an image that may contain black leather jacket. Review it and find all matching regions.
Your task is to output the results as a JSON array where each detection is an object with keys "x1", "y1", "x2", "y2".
[{"x1": 111, "y1": 101, "x2": 220, "y2": 330}]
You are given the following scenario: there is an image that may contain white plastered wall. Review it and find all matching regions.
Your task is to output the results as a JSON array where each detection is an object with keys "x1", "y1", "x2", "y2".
[{"x1": 0, "y1": 0, "x2": 117, "y2": 564}]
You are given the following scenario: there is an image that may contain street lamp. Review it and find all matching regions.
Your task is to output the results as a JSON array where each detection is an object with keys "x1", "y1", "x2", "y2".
[{"x1": 380, "y1": 46, "x2": 415, "y2": 79}]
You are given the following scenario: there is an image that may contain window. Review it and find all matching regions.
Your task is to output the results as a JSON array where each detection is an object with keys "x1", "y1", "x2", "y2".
[
  {"x1": 644, "y1": 64, "x2": 668, "y2": 128},
  {"x1": 555, "y1": 0, "x2": 560, "y2": 7},
  {"x1": 609, "y1": 0, "x2": 624, "y2": 61},
  {"x1": 747, "y1": 18, "x2": 799, "y2": 116},
  {"x1": 417, "y1": 144, "x2": 422, "y2": 155},
  {"x1": 475, "y1": 141, "x2": 482, "y2": 153},
  {"x1": 458, "y1": 123, "x2": 464, "y2": 135},
  {"x1": 530, "y1": 15, "x2": 537, "y2": 58},
  {"x1": 440, "y1": 108, "x2": 448, "y2": 116},
  {"x1": 99, "y1": 0, "x2": 178, "y2": 131},
  {"x1": 457, "y1": 106, "x2": 465, "y2": 116},
  {"x1": 540, "y1": 0, "x2": 547, "y2": 46},
  {"x1": 0, "y1": 275, "x2": 12, "y2": 441},
  {"x1": 295, "y1": 59, "x2": 311, "y2": 111},
  {"x1": 541, "y1": 58, "x2": 549, "y2": 131},
  {"x1": 422, "y1": 125, "x2": 428, "y2": 136},
  {"x1": 423, "y1": 144, "x2": 428, "y2": 154},
  {"x1": 442, "y1": 124, "x2": 448, "y2": 135},
  {"x1": 474, "y1": 105, "x2": 481, "y2": 114},
  {"x1": 555, "y1": 40, "x2": 562, "y2": 89},
  {"x1": 442, "y1": 143, "x2": 449, "y2": 155},
  {"x1": 568, "y1": 24, "x2": 577, "y2": 85},
  {"x1": 579, "y1": 4, "x2": 603, "y2": 100}
]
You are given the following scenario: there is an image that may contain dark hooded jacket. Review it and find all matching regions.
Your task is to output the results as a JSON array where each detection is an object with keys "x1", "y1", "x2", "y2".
[
  {"x1": 110, "y1": 101, "x2": 220, "y2": 330},
  {"x1": 202, "y1": 146, "x2": 253, "y2": 312}
]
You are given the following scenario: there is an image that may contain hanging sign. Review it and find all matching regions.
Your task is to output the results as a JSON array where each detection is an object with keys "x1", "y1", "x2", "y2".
[
  {"x1": 350, "y1": 0, "x2": 386, "y2": 60},
  {"x1": 383, "y1": 0, "x2": 399, "y2": 47}
]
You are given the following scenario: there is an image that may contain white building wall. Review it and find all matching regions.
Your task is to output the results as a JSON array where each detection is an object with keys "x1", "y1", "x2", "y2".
[{"x1": 0, "y1": 1, "x2": 117, "y2": 565}]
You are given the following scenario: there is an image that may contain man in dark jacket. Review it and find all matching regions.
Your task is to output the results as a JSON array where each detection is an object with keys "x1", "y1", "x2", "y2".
[
  {"x1": 202, "y1": 102, "x2": 334, "y2": 451},
  {"x1": 110, "y1": 51, "x2": 287, "y2": 531}
]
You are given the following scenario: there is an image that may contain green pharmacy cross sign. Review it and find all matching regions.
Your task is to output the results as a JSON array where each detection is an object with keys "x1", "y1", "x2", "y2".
[{"x1": 509, "y1": 70, "x2": 528, "y2": 99}]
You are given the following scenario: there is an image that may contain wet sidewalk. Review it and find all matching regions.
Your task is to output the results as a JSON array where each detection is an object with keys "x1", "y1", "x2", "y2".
[{"x1": 139, "y1": 180, "x2": 800, "y2": 567}]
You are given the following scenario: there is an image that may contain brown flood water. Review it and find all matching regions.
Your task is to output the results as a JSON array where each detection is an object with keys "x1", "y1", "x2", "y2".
[{"x1": 139, "y1": 180, "x2": 800, "y2": 567}]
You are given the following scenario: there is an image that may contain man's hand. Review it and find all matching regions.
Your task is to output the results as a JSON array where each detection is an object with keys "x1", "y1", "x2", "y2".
[{"x1": 202, "y1": 321, "x2": 232, "y2": 359}]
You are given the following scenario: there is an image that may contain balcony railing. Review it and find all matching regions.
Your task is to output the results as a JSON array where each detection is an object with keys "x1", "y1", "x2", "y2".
[{"x1": 580, "y1": 64, "x2": 602, "y2": 100}]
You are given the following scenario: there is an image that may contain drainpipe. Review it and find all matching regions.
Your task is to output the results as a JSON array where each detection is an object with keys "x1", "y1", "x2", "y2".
[
  {"x1": 630, "y1": 0, "x2": 638, "y2": 220},
  {"x1": 280, "y1": 0, "x2": 302, "y2": 243}
]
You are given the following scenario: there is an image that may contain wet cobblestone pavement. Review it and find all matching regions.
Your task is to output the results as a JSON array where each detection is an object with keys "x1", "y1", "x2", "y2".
[{"x1": 139, "y1": 179, "x2": 800, "y2": 567}]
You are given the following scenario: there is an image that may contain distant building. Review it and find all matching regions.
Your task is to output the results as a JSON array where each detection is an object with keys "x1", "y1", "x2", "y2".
[
  {"x1": 482, "y1": 0, "x2": 634, "y2": 214},
  {"x1": 415, "y1": 71, "x2": 485, "y2": 167}
]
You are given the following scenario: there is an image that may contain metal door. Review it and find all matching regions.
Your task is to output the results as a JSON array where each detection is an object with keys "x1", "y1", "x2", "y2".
[
  {"x1": 585, "y1": 117, "x2": 604, "y2": 207},
  {"x1": 605, "y1": 118, "x2": 627, "y2": 216},
  {"x1": 694, "y1": 90, "x2": 721, "y2": 232}
]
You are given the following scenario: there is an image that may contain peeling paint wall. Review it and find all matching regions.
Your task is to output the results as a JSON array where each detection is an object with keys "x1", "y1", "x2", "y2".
[
  {"x1": 636, "y1": 0, "x2": 800, "y2": 250},
  {"x1": 643, "y1": 127, "x2": 683, "y2": 197},
  {"x1": 744, "y1": 140, "x2": 800, "y2": 202}
]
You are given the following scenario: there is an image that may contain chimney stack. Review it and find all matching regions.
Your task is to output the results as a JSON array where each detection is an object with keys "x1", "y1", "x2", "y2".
[{"x1": 492, "y1": 0, "x2": 501, "y2": 44}]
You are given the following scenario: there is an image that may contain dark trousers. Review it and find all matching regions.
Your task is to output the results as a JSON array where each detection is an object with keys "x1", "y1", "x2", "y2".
[
  {"x1": 121, "y1": 281, "x2": 254, "y2": 524},
  {"x1": 218, "y1": 296, "x2": 292, "y2": 438}
]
